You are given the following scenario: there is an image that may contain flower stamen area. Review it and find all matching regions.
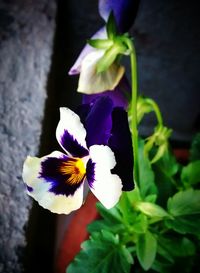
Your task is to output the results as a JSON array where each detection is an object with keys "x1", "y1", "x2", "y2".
[{"x1": 60, "y1": 158, "x2": 86, "y2": 185}]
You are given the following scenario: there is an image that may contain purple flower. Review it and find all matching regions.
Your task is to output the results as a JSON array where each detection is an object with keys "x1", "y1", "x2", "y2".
[
  {"x1": 22, "y1": 97, "x2": 133, "y2": 214},
  {"x1": 69, "y1": 0, "x2": 139, "y2": 94},
  {"x1": 99, "y1": 0, "x2": 140, "y2": 32}
]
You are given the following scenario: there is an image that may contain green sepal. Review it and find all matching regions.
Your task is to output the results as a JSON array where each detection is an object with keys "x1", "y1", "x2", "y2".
[
  {"x1": 96, "y1": 42, "x2": 127, "y2": 73},
  {"x1": 106, "y1": 11, "x2": 117, "y2": 39},
  {"x1": 96, "y1": 45, "x2": 119, "y2": 73},
  {"x1": 87, "y1": 39, "x2": 113, "y2": 49},
  {"x1": 137, "y1": 96, "x2": 154, "y2": 124},
  {"x1": 151, "y1": 144, "x2": 168, "y2": 164}
]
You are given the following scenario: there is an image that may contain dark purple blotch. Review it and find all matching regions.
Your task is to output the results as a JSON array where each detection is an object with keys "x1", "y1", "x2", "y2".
[
  {"x1": 39, "y1": 155, "x2": 85, "y2": 196},
  {"x1": 60, "y1": 130, "x2": 89, "y2": 158},
  {"x1": 26, "y1": 185, "x2": 33, "y2": 192},
  {"x1": 86, "y1": 159, "x2": 96, "y2": 188}
]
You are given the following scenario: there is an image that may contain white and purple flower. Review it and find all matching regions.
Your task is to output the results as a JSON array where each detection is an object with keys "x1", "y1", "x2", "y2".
[
  {"x1": 69, "y1": 0, "x2": 140, "y2": 94},
  {"x1": 22, "y1": 97, "x2": 133, "y2": 214}
]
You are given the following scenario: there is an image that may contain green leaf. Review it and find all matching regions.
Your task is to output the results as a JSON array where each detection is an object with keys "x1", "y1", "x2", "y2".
[
  {"x1": 144, "y1": 194, "x2": 157, "y2": 203},
  {"x1": 151, "y1": 258, "x2": 173, "y2": 273},
  {"x1": 87, "y1": 219, "x2": 124, "y2": 234},
  {"x1": 136, "y1": 202, "x2": 169, "y2": 218},
  {"x1": 167, "y1": 189, "x2": 200, "y2": 216},
  {"x1": 87, "y1": 39, "x2": 113, "y2": 49},
  {"x1": 132, "y1": 214, "x2": 148, "y2": 234},
  {"x1": 152, "y1": 255, "x2": 195, "y2": 273},
  {"x1": 67, "y1": 230, "x2": 133, "y2": 273},
  {"x1": 117, "y1": 192, "x2": 135, "y2": 224},
  {"x1": 136, "y1": 231, "x2": 157, "y2": 270},
  {"x1": 181, "y1": 160, "x2": 200, "y2": 186},
  {"x1": 159, "y1": 150, "x2": 179, "y2": 176},
  {"x1": 96, "y1": 202, "x2": 123, "y2": 223},
  {"x1": 138, "y1": 139, "x2": 158, "y2": 198},
  {"x1": 165, "y1": 214, "x2": 200, "y2": 235},
  {"x1": 106, "y1": 11, "x2": 117, "y2": 39},
  {"x1": 157, "y1": 236, "x2": 195, "y2": 261},
  {"x1": 152, "y1": 149, "x2": 179, "y2": 207},
  {"x1": 190, "y1": 133, "x2": 200, "y2": 161},
  {"x1": 126, "y1": 187, "x2": 142, "y2": 203}
]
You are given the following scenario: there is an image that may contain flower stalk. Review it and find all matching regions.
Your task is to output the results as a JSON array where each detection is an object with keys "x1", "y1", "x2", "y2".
[
  {"x1": 144, "y1": 98, "x2": 163, "y2": 127},
  {"x1": 126, "y1": 38, "x2": 139, "y2": 186}
]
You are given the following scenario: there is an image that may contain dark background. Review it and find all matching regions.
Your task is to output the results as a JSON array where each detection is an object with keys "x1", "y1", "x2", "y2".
[{"x1": 0, "y1": 0, "x2": 199, "y2": 272}]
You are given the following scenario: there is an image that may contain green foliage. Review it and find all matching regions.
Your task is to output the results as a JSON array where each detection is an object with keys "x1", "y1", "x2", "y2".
[
  {"x1": 167, "y1": 189, "x2": 200, "y2": 216},
  {"x1": 152, "y1": 151, "x2": 178, "y2": 207},
  {"x1": 67, "y1": 230, "x2": 133, "y2": 273},
  {"x1": 136, "y1": 231, "x2": 157, "y2": 270},
  {"x1": 67, "y1": 132, "x2": 200, "y2": 273},
  {"x1": 138, "y1": 140, "x2": 157, "y2": 198},
  {"x1": 190, "y1": 133, "x2": 200, "y2": 161},
  {"x1": 181, "y1": 160, "x2": 200, "y2": 187}
]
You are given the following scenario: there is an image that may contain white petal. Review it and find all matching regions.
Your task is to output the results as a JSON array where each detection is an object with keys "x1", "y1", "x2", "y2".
[
  {"x1": 56, "y1": 107, "x2": 88, "y2": 156},
  {"x1": 22, "y1": 152, "x2": 84, "y2": 214},
  {"x1": 77, "y1": 50, "x2": 125, "y2": 94},
  {"x1": 69, "y1": 27, "x2": 107, "y2": 75},
  {"x1": 88, "y1": 145, "x2": 123, "y2": 209}
]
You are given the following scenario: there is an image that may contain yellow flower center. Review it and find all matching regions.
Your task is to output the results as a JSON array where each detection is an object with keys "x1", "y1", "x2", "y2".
[{"x1": 60, "y1": 158, "x2": 86, "y2": 185}]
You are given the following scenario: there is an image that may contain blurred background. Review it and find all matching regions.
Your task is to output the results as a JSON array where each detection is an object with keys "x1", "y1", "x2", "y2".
[{"x1": 0, "y1": 0, "x2": 199, "y2": 272}]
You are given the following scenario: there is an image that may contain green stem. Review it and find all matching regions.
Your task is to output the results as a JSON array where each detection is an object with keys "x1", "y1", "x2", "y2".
[
  {"x1": 126, "y1": 39, "x2": 139, "y2": 186},
  {"x1": 145, "y1": 98, "x2": 163, "y2": 127}
]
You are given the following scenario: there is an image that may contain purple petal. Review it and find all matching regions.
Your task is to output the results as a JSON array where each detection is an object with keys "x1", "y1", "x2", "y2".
[
  {"x1": 82, "y1": 76, "x2": 131, "y2": 109},
  {"x1": 40, "y1": 155, "x2": 86, "y2": 196},
  {"x1": 68, "y1": 27, "x2": 107, "y2": 75},
  {"x1": 84, "y1": 96, "x2": 114, "y2": 147},
  {"x1": 99, "y1": 0, "x2": 140, "y2": 32},
  {"x1": 108, "y1": 107, "x2": 134, "y2": 191}
]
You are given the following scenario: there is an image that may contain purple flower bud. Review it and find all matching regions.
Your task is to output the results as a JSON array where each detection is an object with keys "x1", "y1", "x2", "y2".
[{"x1": 99, "y1": 0, "x2": 140, "y2": 32}]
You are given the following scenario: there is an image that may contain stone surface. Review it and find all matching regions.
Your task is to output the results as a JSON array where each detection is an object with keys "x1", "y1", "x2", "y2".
[{"x1": 0, "y1": 0, "x2": 56, "y2": 272}]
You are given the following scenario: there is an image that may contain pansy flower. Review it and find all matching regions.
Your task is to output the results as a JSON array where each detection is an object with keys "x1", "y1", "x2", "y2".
[
  {"x1": 99, "y1": 0, "x2": 140, "y2": 33},
  {"x1": 69, "y1": 0, "x2": 140, "y2": 94},
  {"x1": 69, "y1": 27, "x2": 125, "y2": 94},
  {"x1": 22, "y1": 97, "x2": 133, "y2": 214}
]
